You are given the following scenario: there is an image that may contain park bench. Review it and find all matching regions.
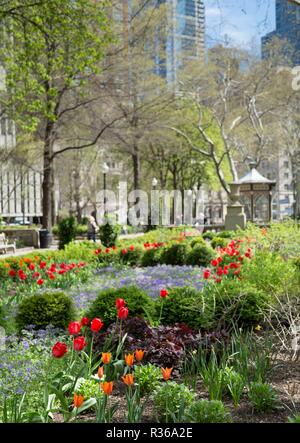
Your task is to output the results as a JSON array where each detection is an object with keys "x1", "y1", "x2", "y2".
[{"x1": 0, "y1": 233, "x2": 16, "y2": 255}]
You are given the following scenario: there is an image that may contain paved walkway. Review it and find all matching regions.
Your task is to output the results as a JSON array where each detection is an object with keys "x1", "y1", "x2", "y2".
[{"x1": 0, "y1": 233, "x2": 145, "y2": 259}]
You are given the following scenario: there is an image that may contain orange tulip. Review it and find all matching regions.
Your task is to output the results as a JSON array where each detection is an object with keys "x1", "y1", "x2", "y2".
[
  {"x1": 122, "y1": 373, "x2": 135, "y2": 386},
  {"x1": 73, "y1": 393, "x2": 84, "y2": 408},
  {"x1": 4, "y1": 263, "x2": 10, "y2": 268},
  {"x1": 97, "y1": 366, "x2": 104, "y2": 378},
  {"x1": 161, "y1": 367, "x2": 173, "y2": 381},
  {"x1": 135, "y1": 349, "x2": 145, "y2": 362},
  {"x1": 101, "y1": 352, "x2": 112, "y2": 364},
  {"x1": 125, "y1": 353, "x2": 134, "y2": 366},
  {"x1": 101, "y1": 381, "x2": 113, "y2": 396}
]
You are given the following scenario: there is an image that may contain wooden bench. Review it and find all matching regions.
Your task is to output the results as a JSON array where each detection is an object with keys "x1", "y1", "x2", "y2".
[{"x1": 0, "y1": 233, "x2": 16, "y2": 255}]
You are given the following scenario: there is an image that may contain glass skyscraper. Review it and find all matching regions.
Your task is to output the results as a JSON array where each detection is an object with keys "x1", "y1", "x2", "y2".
[
  {"x1": 262, "y1": 0, "x2": 300, "y2": 65},
  {"x1": 161, "y1": 0, "x2": 205, "y2": 83}
]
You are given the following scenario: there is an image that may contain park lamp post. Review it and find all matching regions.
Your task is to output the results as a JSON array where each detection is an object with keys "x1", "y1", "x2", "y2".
[
  {"x1": 151, "y1": 178, "x2": 158, "y2": 228},
  {"x1": 102, "y1": 162, "x2": 109, "y2": 217}
]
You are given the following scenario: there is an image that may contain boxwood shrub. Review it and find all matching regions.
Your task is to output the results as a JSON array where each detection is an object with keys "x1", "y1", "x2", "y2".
[
  {"x1": 204, "y1": 279, "x2": 271, "y2": 328},
  {"x1": 159, "y1": 243, "x2": 191, "y2": 266},
  {"x1": 157, "y1": 287, "x2": 214, "y2": 330},
  {"x1": 211, "y1": 237, "x2": 229, "y2": 249},
  {"x1": 16, "y1": 291, "x2": 75, "y2": 332},
  {"x1": 186, "y1": 244, "x2": 215, "y2": 267},
  {"x1": 141, "y1": 247, "x2": 162, "y2": 267},
  {"x1": 86, "y1": 286, "x2": 155, "y2": 327},
  {"x1": 190, "y1": 236, "x2": 207, "y2": 248}
]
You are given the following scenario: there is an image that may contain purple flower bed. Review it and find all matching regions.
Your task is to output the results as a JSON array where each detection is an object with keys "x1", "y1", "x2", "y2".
[{"x1": 70, "y1": 265, "x2": 205, "y2": 312}]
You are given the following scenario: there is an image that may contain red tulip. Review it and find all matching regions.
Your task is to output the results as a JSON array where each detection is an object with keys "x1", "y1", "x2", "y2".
[
  {"x1": 73, "y1": 336, "x2": 87, "y2": 351},
  {"x1": 68, "y1": 321, "x2": 81, "y2": 335},
  {"x1": 37, "y1": 278, "x2": 44, "y2": 285},
  {"x1": 121, "y1": 248, "x2": 127, "y2": 255},
  {"x1": 116, "y1": 298, "x2": 125, "y2": 309},
  {"x1": 39, "y1": 261, "x2": 47, "y2": 269},
  {"x1": 28, "y1": 263, "x2": 35, "y2": 271},
  {"x1": 160, "y1": 289, "x2": 168, "y2": 298},
  {"x1": 9, "y1": 269, "x2": 16, "y2": 277},
  {"x1": 91, "y1": 318, "x2": 104, "y2": 332},
  {"x1": 211, "y1": 259, "x2": 219, "y2": 267},
  {"x1": 80, "y1": 317, "x2": 90, "y2": 326},
  {"x1": 129, "y1": 245, "x2": 134, "y2": 251},
  {"x1": 118, "y1": 306, "x2": 129, "y2": 320},
  {"x1": 203, "y1": 269, "x2": 211, "y2": 279},
  {"x1": 52, "y1": 342, "x2": 68, "y2": 358}
]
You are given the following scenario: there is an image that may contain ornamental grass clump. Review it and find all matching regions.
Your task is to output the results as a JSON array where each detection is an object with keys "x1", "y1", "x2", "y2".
[
  {"x1": 248, "y1": 382, "x2": 278, "y2": 413},
  {"x1": 184, "y1": 399, "x2": 232, "y2": 423},
  {"x1": 154, "y1": 382, "x2": 196, "y2": 423}
]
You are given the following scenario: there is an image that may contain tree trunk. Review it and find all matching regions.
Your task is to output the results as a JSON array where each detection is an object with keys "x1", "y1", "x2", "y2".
[
  {"x1": 42, "y1": 122, "x2": 54, "y2": 230},
  {"x1": 132, "y1": 145, "x2": 140, "y2": 190}
]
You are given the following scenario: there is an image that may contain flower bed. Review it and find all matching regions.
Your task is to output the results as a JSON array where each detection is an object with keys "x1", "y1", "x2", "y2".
[{"x1": 0, "y1": 222, "x2": 299, "y2": 423}]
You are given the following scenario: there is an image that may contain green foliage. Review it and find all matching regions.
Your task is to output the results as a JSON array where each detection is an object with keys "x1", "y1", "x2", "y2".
[
  {"x1": 16, "y1": 291, "x2": 75, "y2": 332},
  {"x1": 1, "y1": 0, "x2": 113, "y2": 132},
  {"x1": 222, "y1": 366, "x2": 245, "y2": 408},
  {"x1": 185, "y1": 400, "x2": 232, "y2": 423},
  {"x1": 217, "y1": 231, "x2": 234, "y2": 239},
  {"x1": 186, "y1": 244, "x2": 215, "y2": 266},
  {"x1": 119, "y1": 247, "x2": 143, "y2": 267},
  {"x1": 141, "y1": 248, "x2": 162, "y2": 267},
  {"x1": 248, "y1": 382, "x2": 277, "y2": 412},
  {"x1": 75, "y1": 378, "x2": 103, "y2": 401},
  {"x1": 238, "y1": 221, "x2": 300, "y2": 259},
  {"x1": 58, "y1": 216, "x2": 77, "y2": 250},
  {"x1": 288, "y1": 415, "x2": 300, "y2": 423},
  {"x1": 211, "y1": 237, "x2": 229, "y2": 249},
  {"x1": 86, "y1": 286, "x2": 155, "y2": 327},
  {"x1": 157, "y1": 287, "x2": 214, "y2": 330},
  {"x1": 63, "y1": 241, "x2": 98, "y2": 263},
  {"x1": 154, "y1": 382, "x2": 196, "y2": 423},
  {"x1": 160, "y1": 243, "x2": 191, "y2": 266},
  {"x1": 202, "y1": 231, "x2": 216, "y2": 240},
  {"x1": 241, "y1": 250, "x2": 297, "y2": 297},
  {"x1": 99, "y1": 222, "x2": 120, "y2": 247},
  {"x1": 134, "y1": 364, "x2": 162, "y2": 396},
  {"x1": 52, "y1": 224, "x2": 87, "y2": 237},
  {"x1": 190, "y1": 236, "x2": 207, "y2": 248},
  {"x1": 204, "y1": 279, "x2": 271, "y2": 328}
]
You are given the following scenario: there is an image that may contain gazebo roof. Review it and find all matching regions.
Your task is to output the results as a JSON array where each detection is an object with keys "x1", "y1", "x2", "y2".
[{"x1": 237, "y1": 167, "x2": 276, "y2": 185}]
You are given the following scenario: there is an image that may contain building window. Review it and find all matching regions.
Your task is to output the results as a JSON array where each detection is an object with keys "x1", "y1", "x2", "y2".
[
  {"x1": 284, "y1": 172, "x2": 289, "y2": 179},
  {"x1": 284, "y1": 161, "x2": 289, "y2": 168}
]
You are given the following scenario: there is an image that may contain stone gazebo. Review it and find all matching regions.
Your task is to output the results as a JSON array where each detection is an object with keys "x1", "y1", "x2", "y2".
[
  {"x1": 238, "y1": 166, "x2": 276, "y2": 224},
  {"x1": 225, "y1": 164, "x2": 276, "y2": 230}
]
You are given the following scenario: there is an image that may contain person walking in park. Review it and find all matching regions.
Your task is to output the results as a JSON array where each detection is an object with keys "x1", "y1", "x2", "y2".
[{"x1": 87, "y1": 212, "x2": 99, "y2": 242}]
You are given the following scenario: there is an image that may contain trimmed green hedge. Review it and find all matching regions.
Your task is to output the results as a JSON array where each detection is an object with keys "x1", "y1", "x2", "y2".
[
  {"x1": 86, "y1": 286, "x2": 156, "y2": 327},
  {"x1": 16, "y1": 291, "x2": 75, "y2": 332}
]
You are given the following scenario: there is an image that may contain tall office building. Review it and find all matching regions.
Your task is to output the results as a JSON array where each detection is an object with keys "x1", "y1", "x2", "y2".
[
  {"x1": 118, "y1": 0, "x2": 205, "y2": 83},
  {"x1": 161, "y1": 0, "x2": 205, "y2": 83},
  {"x1": 262, "y1": 0, "x2": 300, "y2": 65}
]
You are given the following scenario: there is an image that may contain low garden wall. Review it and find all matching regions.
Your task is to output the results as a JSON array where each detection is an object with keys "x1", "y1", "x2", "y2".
[{"x1": 0, "y1": 229, "x2": 40, "y2": 248}]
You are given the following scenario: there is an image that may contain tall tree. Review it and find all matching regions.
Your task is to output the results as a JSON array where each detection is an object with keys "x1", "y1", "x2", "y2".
[{"x1": 1, "y1": 0, "x2": 113, "y2": 229}]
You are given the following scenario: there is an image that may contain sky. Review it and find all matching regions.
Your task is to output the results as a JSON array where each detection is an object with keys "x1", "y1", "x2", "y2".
[{"x1": 205, "y1": 0, "x2": 276, "y2": 52}]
